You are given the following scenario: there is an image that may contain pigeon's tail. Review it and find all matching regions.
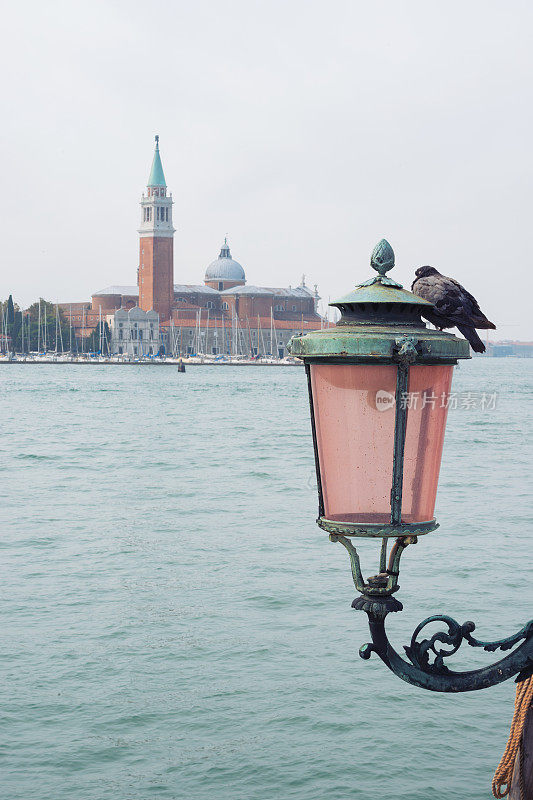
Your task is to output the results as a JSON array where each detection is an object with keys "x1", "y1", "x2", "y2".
[
  {"x1": 472, "y1": 315, "x2": 496, "y2": 330},
  {"x1": 456, "y1": 324, "x2": 486, "y2": 353}
]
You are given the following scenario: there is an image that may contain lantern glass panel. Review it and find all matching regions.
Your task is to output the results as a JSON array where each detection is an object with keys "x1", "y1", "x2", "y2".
[
  {"x1": 401, "y1": 365, "x2": 453, "y2": 522},
  {"x1": 310, "y1": 363, "x2": 453, "y2": 525},
  {"x1": 310, "y1": 364, "x2": 396, "y2": 523}
]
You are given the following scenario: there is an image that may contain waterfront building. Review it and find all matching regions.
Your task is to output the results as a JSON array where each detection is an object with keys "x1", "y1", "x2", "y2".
[
  {"x1": 60, "y1": 138, "x2": 327, "y2": 355},
  {"x1": 110, "y1": 307, "x2": 160, "y2": 357}
]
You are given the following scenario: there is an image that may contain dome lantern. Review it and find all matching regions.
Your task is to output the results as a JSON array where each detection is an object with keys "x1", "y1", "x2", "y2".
[{"x1": 204, "y1": 238, "x2": 246, "y2": 288}]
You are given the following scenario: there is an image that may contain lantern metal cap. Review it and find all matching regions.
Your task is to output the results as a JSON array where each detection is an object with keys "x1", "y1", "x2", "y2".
[
  {"x1": 332, "y1": 281, "x2": 433, "y2": 310},
  {"x1": 331, "y1": 239, "x2": 433, "y2": 315},
  {"x1": 288, "y1": 240, "x2": 471, "y2": 364}
]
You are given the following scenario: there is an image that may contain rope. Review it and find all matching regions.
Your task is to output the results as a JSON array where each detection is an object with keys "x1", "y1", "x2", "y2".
[{"x1": 492, "y1": 674, "x2": 533, "y2": 798}]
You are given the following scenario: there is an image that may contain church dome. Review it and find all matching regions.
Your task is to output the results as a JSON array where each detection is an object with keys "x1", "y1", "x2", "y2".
[{"x1": 205, "y1": 239, "x2": 245, "y2": 283}]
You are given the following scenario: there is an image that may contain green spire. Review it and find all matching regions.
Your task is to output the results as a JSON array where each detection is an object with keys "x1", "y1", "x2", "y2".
[{"x1": 147, "y1": 135, "x2": 166, "y2": 187}]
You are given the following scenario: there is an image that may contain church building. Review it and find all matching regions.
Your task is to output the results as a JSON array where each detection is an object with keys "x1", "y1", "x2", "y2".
[{"x1": 61, "y1": 138, "x2": 326, "y2": 356}]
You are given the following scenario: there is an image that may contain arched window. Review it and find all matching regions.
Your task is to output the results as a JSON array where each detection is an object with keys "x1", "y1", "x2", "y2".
[
  {"x1": 222, "y1": 302, "x2": 229, "y2": 310},
  {"x1": 206, "y1": 301, "x2": 215, "y2": 309}
]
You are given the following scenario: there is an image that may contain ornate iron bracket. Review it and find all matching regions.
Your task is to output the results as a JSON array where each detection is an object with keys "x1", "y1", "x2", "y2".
[
  {"x1": 332, "y1": 535, "x2": 533, "y2": 692},
  {"x1": 358, "y1": 607, "x2": 533, "y2": 693}
]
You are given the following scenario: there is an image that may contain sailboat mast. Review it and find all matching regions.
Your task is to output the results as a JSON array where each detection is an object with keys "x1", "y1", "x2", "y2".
[
  {"x1": 57, "y1": 304, "x2": 64, "y2": 354},
  {"x1": 245, "y1": 316, "x2": 252, "y2": 357},
  {"x1": 38, "y1": 300, "x2": 41, "y2": 354},
  {"x1": 259, "y1": 315, "x2": 266, "y2": 358}
]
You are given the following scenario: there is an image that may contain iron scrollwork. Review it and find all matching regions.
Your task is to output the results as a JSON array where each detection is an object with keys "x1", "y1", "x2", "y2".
[
  {"x1": 332, "y1": 535, "x2": 533, "y2": 693},
  {"x1": 404, "y1": 616, "x2": 533, "y2": 675}
]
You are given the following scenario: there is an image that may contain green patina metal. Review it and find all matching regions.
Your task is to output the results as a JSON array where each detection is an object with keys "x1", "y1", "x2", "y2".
[
  {"x1": 293, "y1": 239, "x2": 533, "y2": 692},
  {"x1": 317, "y1": 518, "x2": 438, "y2": 538},
  {"x1": 288, "y1": 239, "x2": 470, "y2": 365},
  {"x1": 359, "y1": 238, "x2": 402, "y2": 287},
  {"x1": 391, "y1": 363, "x2": 409, "y2": 525},
  {"x1": 289, "y1": 328, "x2": 468, "y2": 364},
  {"x1": 147, "y1": 135, "x2": 167, "y2": 187},
  {"x1": 332, "y1": 531, "x2": 533, "y2": 691},
  {"x1": 329, "y1": 533, "x2": 416, "y2": 597}
]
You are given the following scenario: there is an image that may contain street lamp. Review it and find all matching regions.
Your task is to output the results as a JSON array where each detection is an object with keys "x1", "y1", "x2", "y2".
[{"x1": 289, "y1": 239, "x2": 533, "y2": 693}]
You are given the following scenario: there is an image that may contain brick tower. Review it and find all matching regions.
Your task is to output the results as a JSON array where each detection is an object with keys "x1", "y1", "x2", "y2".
[{"x1": 138, "y1": 136, "x2": 175, "y2": 322}]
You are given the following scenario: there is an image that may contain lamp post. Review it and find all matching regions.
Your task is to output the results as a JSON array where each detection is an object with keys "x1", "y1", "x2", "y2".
[{"x1": 289, "y1": 239, "x2": 533, "y2": 693}]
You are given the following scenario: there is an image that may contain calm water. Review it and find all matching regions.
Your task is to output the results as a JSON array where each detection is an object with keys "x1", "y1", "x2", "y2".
[{"x1": 1, "y1": 359, "x2": 532, "y2": 800}]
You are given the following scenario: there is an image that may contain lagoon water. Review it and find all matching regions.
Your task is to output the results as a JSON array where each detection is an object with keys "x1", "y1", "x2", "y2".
[{"x1": 1, "y1": 359, "x2": 532, "y2": 800}]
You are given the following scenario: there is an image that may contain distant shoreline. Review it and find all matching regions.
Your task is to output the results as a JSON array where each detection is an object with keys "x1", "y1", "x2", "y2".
[{"x1": 0, "y1": 360, "x2": 303, "y2": 367}]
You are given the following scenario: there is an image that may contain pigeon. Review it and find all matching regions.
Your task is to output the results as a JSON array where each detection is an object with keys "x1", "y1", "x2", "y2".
[{"x1": 411, "y1": 266, "x2": 496, "y2": 353}]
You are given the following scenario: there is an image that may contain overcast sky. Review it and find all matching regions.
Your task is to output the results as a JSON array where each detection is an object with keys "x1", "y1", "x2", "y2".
[{"x1": 2, "y1": 0, "x2": 532, "y2": 339}]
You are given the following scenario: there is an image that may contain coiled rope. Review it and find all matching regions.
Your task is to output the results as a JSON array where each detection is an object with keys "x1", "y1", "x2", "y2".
[{"x1": 492, "y1": 674, "x2": 533, "y2": 799}]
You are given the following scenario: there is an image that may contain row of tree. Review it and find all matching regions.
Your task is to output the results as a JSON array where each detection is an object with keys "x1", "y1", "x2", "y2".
[{"x1": 1, "y1": 296, "x2": 112, "y2": 354}]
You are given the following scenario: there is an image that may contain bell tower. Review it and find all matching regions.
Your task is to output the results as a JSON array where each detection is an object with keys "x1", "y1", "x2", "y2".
[{"x1": 138, "y1": 136, "x2": 175, "y2": 322}]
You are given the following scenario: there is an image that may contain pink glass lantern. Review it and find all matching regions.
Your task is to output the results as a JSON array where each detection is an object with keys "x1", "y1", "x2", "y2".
[
  {"x1": 290, "y1": 240, "x2": 470, "y2": 538},
  {"x1": 310, "y1": 363, "x2": 453, "y2": 527}
]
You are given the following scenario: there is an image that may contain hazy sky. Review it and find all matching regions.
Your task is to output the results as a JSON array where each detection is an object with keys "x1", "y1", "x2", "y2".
[{"x1": 2, "y1": 0, "x2": 532, "y2": 339}]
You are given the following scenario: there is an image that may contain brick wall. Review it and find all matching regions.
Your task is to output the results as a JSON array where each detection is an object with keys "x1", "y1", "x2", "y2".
[{"x1": 139, "y1": 237, "x2": 173, "y2": 321}]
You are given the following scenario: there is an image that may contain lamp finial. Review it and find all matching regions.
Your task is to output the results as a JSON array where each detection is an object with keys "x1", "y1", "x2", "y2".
[
  {"x1": 371, "y1": 239, "x2": 395, "y2": 276},
  {"x1": 358, "y1": 239, "x2": 402, "y2": 288}
]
